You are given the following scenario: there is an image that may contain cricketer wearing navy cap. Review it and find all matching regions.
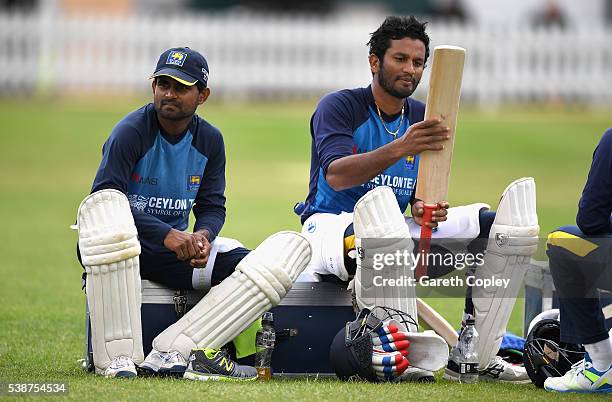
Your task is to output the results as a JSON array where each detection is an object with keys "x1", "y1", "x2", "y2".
[
  {"x1": 79, "y1": 47, "x2": 260, "y2": 377},
  {"x1": 77, "y1": 47, "x2": 309, "y2": 380},
  {"x1": 151, "y1": 47, "x2": 209, "y2": 88},
  {"x1": 77, "y1": 47, "x2": 310, "y2": 381},
  {"x1": 81, "y1": 44, "x2": 249, "y2": 300}
]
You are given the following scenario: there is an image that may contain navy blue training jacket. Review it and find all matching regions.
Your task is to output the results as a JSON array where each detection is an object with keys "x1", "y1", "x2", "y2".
[
  {"x1": 577, "y1": 128, "x2": 612, "y2": 234},
  {"x1": 91, "y1": 103, "x2": 226, "y2": 252}
]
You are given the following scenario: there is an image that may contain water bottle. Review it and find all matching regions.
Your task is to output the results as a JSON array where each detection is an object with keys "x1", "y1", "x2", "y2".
[
  {"x1": 458, "y1": 318, "x2": 479, "y2": 383},
  {"x1": 255, "y1": 312, "x2": 275, "y2": 380}
]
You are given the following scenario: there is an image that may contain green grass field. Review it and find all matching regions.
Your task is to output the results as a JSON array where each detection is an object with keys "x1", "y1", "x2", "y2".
[{"x1": 0, "y1": 97, "x2": 609, "y2": 401}]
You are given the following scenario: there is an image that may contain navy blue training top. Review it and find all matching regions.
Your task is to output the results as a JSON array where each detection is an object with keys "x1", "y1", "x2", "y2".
[
  {"x1": 576, "y1": 128, "x2": 612, "y2": 235},
  {"x1": 91, "y1": 103, "x2": 226, "y2": 252},
  {"x1": 299, "y1": 85, "x2": 425, "y2": 223}
]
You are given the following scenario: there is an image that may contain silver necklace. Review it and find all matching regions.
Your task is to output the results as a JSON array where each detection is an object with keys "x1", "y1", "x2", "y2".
[{"x1": 376, "y1": 103, "x2": 405, "y2": 137}]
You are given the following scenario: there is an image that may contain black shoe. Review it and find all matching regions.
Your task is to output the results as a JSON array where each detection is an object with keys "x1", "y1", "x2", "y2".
[{"x1": 183, "y1": 348, "x2": 258, "y2": 382}]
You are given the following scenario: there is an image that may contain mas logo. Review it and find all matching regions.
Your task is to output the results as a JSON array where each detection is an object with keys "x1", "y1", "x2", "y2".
[
  {"x1": 405, "y1": 155, "x2": 415, "y2": 170},
  {"x1": 131, "y1": 173, "x2": 158, "y2": 186},
  {"x1": 187, "y1": 175, "x2": 201, "y2": 191},
  {"x1": 166, "y1": 51, "x2": 187, "y2": 67}
]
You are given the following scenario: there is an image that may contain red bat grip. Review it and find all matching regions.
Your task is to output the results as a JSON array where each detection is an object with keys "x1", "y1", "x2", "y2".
[{"x1": 415, "y1": 203, "x2": 437, "y2": 279}]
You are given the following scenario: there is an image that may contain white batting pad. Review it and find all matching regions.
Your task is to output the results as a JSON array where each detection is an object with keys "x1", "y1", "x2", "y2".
[
  {"x1": 301, "y1": 212, "x2": 354, "y2": 281},
  {"x1": 403, "y1": 330, "x2": 450, "y2": 371},
  {"x1": 76, "y1": 189, "x2": 144, "y2": 372},
  {"x1": 353, "y1": 187, "x2": 418, "y2": 331},
  {"x1": 472, "y1": 177, "x2": 539, "y2": 367},
  {"x1": 152, "y1": 231, "x2": 311, "y2": 359}
]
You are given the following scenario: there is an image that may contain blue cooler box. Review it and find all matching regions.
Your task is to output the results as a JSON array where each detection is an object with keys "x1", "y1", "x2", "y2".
[{"x1": 270, "y1": 282, "x2": 354, "y2": 376}]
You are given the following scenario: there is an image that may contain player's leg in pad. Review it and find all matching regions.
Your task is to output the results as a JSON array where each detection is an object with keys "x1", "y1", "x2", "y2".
[
  {"x1": 445, "y1": 177, "x2": 539, "y2": 383},
  {"x1": 143, "y1": 231, "x2": 311, "y2": 380},
  {"x1": 353, "y1": 186, "x2": 418, "y2": 330},
  {"x1": 353, "y1": 187, "x2": 446, "y2": 381},
  {"x1": 77, "y1": 190, "x2": 144, "y2": 378},
  {"x1": 141, "y1": 238, "x2": 249, "y2": 375}
]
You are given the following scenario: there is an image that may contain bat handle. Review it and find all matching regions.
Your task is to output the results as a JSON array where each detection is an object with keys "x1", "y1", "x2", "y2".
[{"x1": 415, "y1": 203, "x2": 438, "y2": 280}]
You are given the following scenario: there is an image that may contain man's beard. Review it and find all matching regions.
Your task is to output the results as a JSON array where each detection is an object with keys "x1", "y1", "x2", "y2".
[
  {"x1": 155, "y1": 101, "x2": 196, "y2": 121},
  {"x1": 378, "y1": 65, "x2": 419, "y2": 99}
]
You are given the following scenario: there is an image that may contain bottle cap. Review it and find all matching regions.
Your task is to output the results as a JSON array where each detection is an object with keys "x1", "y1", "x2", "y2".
[
  {"x1": 465, "y1": 318, "x2": 475, "y2": 326},
  {"x1": 262, "y1": 311, "x2": 274, "y2": 325}
]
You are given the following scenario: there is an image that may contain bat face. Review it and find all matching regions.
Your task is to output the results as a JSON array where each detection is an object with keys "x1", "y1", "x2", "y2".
[{"x1": 415, "y1": 46, "x2": 466, "y2": 204}]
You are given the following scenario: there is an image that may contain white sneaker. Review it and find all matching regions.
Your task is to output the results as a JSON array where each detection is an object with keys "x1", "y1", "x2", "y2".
[
  {"x1": 97, "y1": 356, "x2": 137, "y2": 378},
  {"x1": 140, "y1": 349, "x2": 187, "y2": 375},
  {"x1": 544, "y1": 354, "x2": 612, "y2": 393},
  {"x1": 478, "y1": 356, "x2": 530, "y2": 383},
  {"x1": 445, "y1": 350, "x2": 530, "y2": 383}
]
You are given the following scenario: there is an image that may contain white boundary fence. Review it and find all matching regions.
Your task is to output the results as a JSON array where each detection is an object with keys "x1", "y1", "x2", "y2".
[{"x1": 1, "y1": 11, "x2": 611, "y2": 104}]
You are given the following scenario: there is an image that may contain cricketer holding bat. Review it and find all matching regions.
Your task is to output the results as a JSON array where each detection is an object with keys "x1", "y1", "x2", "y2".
[
  {"x1": 295, "y1": 16, "x2": 539, "y2": 382},
  {"x1": 75, "y1": 47, "x2": 311, "y2": 379},
  {"x1": 544, "y1": 128, "x2": 612, "y2": 393}
]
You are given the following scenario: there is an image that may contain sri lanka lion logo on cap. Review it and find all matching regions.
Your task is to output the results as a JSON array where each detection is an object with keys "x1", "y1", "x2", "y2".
[{"x1": 166, "y1": 51, "x2": 187, "y2": 67}]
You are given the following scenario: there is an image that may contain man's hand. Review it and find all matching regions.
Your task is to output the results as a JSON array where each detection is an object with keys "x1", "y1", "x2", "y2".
[
  {"x1": 190, "y1": 230, "x2": 212, "y2": 268},
  {"x1": 395, "y1": 118, "x2": 450, "y2": 156},
  {"x1": 412, "y1": 200, "x2": 449, "y2": 229},
  {"x1": 163, "y1": 228, "x2": 203, "y2": 261}
]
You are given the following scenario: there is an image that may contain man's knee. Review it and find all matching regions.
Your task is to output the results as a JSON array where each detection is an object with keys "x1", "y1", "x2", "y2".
[
  {"x1": 547, "y1": 225, "x2": 598, "y2": 264},
  {"x1": 139, "y1": 247, "x2": 195, "y2": 290},
  {"x1": 554, "y1": 225, "x2": 585, "y2": 237},
  {"x1": 210, "y1": 247, "x2": 250, "y2": 286},
  {"x1": 547, "y1": 225, "x2": 612, "y2": 295},
  {"x1": 300, "y1": 212, "x2": 354, "y2": 280}
]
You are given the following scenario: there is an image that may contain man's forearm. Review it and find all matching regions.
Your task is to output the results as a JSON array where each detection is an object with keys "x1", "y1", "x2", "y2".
[
  {"x1": 326, "y1": 141, "x2": 404, "y2": 191},
  {"x1": 132, "y1": 208, "x2": 173, "y2": 246},
  {"x1": 193, "y1": 208, "x2": 225, "y2": 242},
  {"x1": 193, "y1": 228, "x2": 212, "y2": 241}
]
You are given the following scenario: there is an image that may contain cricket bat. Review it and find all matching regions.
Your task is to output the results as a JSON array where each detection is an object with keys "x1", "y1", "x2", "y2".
[
  {"x1": 417, "y1": 297, "x2": 458, "y2": 347},
  {"x1": 414, "y1": 45, "x2": 466, "y2": 279}
]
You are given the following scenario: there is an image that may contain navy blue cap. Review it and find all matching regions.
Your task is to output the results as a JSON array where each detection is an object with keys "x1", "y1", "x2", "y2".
[{"x1": 151, "y1": 47, "x2": 209, "y2": 87}]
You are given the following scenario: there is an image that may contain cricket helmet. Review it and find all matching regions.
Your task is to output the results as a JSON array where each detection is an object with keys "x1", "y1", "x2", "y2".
[
  {"x1": 523, "y1": 309, "x2": 585, "y2": 387},
  {"x1": 329, "y1": 306, "x2": 417, "y2": 382}
]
